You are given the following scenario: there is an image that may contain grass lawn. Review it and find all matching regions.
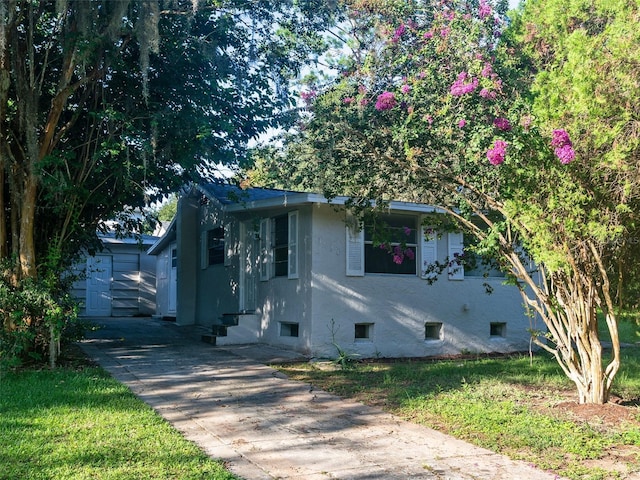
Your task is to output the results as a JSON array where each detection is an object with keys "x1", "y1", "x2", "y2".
[
  {"x1": 275, "y1": 315, "x2": 640, "y2": 480},
  {"x1": 0, "y1": 355, "x2": 239, "y2": 480}
]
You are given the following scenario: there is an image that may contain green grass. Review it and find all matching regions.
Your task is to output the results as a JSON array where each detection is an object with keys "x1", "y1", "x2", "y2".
[
  {"x1": 275, "y1": 336, "x2": 640, "y2": 480},
  {"x1": 0, "y1": 364, "x2": 238, "y2": 480},
  {"x1": 599, "y1": 311, "x2": 640, "y2": 345}
]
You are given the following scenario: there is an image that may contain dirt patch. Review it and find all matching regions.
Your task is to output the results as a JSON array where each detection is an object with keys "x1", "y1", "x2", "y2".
[{"x1": 552, "y1": 400, "x2": 640, "y2": 427}]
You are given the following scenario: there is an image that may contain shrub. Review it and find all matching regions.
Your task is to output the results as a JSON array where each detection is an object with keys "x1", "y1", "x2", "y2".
[{"x1": 0, "y1": 265, "x2": 81, "y2": 371}]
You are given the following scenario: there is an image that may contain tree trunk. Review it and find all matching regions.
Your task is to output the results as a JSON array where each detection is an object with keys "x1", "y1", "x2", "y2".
[{"x1": 19, "y1": 173, "x2": 38, "y2": 279}]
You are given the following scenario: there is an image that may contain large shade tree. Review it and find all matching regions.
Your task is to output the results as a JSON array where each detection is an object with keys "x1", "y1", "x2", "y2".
[
  {"x1": 0, "y1": 0, "x2": 340, "y2": 363},
  {"x1": 273, "y1": 0, "x2": 640, "y2": 404}
]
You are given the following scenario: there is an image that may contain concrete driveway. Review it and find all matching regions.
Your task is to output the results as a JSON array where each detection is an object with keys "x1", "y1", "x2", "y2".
[{"x1": 80, "y1": 317, "x2": 563, "y2": 480}]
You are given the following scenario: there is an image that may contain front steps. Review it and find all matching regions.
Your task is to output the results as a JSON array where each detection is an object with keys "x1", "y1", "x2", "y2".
[{"x1": 201, "y1": 312, "x2": 260, "y2": 346}]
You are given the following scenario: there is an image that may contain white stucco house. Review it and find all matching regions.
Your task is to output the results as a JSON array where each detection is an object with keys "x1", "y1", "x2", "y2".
[{"x1": 148, "y1": 183, "x2": 533, "y2": 359}]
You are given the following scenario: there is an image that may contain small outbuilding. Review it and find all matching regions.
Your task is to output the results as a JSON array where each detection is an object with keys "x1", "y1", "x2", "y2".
[{"x1": 73, "y1": 233, "x2": 158, "y2": 317}]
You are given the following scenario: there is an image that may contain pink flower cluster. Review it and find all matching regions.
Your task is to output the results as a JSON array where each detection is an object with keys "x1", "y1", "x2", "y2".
[
  {"x1": 450, "y1": 72, "x2": 478, "y2": 96},
  {"x1": 479, "y1": 0, "x2": 492, "y2": 19},
  {"x1": 493, "y1": 117, "x2": 511, "y2": 131},
  {"x1": 300, "y1": 90, "x2": 317, "y2": 104},
  {"x1": 393, "y1": 245, "x2": 415, "y2": 265},
  {"x1": 375, "y1": 91, "x2": 397, "y2": 111},
  {"x1": 487, "y1": 139, "x2": 507, "y2": 166},
  {"x1": 551, "y1": 129, "x2": 575, "y2": 164},
  {"x1": 392, "y1": 24, "x2": 406, "y2": 43}
]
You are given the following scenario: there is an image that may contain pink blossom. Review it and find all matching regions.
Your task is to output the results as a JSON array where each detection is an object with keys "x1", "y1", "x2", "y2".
[
  {"x1": 479, "y1": 88, "x2": 496, "y2": 100},
  {"x1": 555, "y1": 145, "x2": 576, "y2": 164},
  {"x1": 393, "y1": 255, "x2": 404, "y2": 265},
  {"x1": 401, "y1": 84, "x2": 411, "y2": 94},
  {"x1": 403, "y1": 226, "x2": 412, "y2": 236},
  {"x1": 424, "y1": 114, "x2": 434, "y2": 125},
  {"x1": 392, "y1": 24, "x2": 406, "y2": 43},
  {"x1": 440, "y1": 27, "x2": 451, "y2": 38},
  {"x1": 343, "y1": 97, "x2": 354, "y2": 104},
  {"x1": 551, "y1": 129, "x2": 572, "y2": 148},
  {"x1": 450, "y1": 72, "x2": 478, "y2": 96},
  {"x1": 493, "y1": 117, "x2": 511, "y2": 131},
  {"x1": 405, "y1": 248, "x2": 415, "y2": 260},
  {"x1": 358, "y1": 85, "x2": 367, "y2": 94},
  {"x1": 423, "y1": 31, "x2": 434, "y2": 39},
  {"x1": 479, "y1": 0, "x2": 492, "y2": 19},
  {"x1": 487, "y1": 140, "x2": 507, "y2": 166},
  {"x1": 360, "y1": 98, "x2": 369, "y2": 106},
  {"x1": 458, "y1": 119, "x2": 466, "y2": 128},
  {"x1": 375, "y1": 91, "x2": 397, "y2": 111},
  {"x1": 300, "y1": 90, "x2": 317, "y2": 103},
  {"x1": 551, "y1": 129, "x2": 575, "y2": 164},
  {"x1": 481, "y1": 63, "x2": 493, "y2": 78}
]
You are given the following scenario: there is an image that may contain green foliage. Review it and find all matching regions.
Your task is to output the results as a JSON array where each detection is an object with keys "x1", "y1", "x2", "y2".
[
  {"x1": 0, "y1": 367, "x2": 238, "y2": 479},
  {"x1": 0, "y1": 261, "x2": 81, "y2": 371},
  {"x1": 274, "y1": 0, "x2": 640, "y2": 402},
  {"x1": 1, "y1": 0, "x2": 343, "y2": 277}
]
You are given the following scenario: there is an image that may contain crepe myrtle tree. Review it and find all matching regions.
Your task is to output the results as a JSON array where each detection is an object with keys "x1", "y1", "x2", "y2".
[{"x1": 290, "y1": 0, "x2": 639, "y2": 404}]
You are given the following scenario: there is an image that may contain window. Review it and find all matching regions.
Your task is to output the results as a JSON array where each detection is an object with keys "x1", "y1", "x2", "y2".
[
  {"x1": 273, "y1": 215, "x2": 288, "y2": 277},
  {"x1": 207, "y1": 227, "x2": 225, "y2": 265},
  {"x1": 354, "y1": 323, "x2": 373, "y2": 341},
  {"x1": 364, "y1": 214, "x2": 417, "y2": 275},
  {"x1": 260, "y1": 211, "x2": 298, "y2": 280},
  {"x1": 280, "y1": 322, "x2": 299, "y2": 337},
  {"x1": 425, "y1": 322, "x2": 443, "y2": 340},
  {"x1": 490, "y1": 322, "x2": 507, "y2": 338},
  {"x1": 201, "y1": 227, "x2": 224, "y2": 268}
]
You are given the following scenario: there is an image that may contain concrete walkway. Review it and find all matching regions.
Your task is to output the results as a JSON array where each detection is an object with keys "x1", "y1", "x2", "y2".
[{"x1": 81, "y1": 317, "x2": 563, "y2": 480}]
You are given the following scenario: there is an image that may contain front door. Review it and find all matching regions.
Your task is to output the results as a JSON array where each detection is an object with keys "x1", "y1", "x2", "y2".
[
  {"x1": 239, "y1": 222, "x2": 257, "y2": 312},
  {"x1": 85, "y1": 255, "x2": 112, "y2": 316}
]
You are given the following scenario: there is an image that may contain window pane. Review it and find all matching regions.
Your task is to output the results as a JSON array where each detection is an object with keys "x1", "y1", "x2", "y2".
[
  {"x1": 208, "y1": 227, "x2": 224, "y2": 265},
  {"x1": 273, "y1": 216, "x2": 288, "y2": 277},
  {"x1": 365, "y1": 245, "x2": 416, "y2": 274}
]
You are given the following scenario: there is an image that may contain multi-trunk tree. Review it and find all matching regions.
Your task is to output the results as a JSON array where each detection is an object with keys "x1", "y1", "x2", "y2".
[
  {"x1": 0, "y1": 0, "x2": 340, "y2": 364},
  {"x1": 273, "y1": 0, "x2": 640, "y2": 404}
]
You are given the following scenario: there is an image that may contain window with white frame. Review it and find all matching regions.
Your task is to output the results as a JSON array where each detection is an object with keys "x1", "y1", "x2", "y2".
[
  {"x1": 201, "y1": 226, "x2": 225, "y2": 268},
  {"x1": 346, "y1": 213, "x2": 465, "y2": 281},
  {"x1": 364, "y1": 214, "x2": 417, "y2": 275},
  {"x1": 260, "y1": 211, "x2": 298, "y2": 280}
]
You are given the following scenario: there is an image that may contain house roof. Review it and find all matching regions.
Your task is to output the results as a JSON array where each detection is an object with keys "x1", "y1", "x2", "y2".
[
  {"x1": 198, "y1": 183, "x2": 299, "y2": 205},
  {"x1": 148, "y1": 183, "x2": 444, "y2": 255},
  {"x1": 100, "y1": 231, "x2": 158, "y2": 246},
  {"x1": 197, "y1": 183, "x2": 443, "y2": 214},
  {"x1": 146, "y1": 216, "x2": 176, "y2": 256}
]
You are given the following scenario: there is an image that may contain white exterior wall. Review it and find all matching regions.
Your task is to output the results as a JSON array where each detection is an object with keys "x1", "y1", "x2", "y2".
[
  {"x1": 251, "y1": 205, "x2": 314, "y2": 354},
  {"x1": 194, "y1": 204, "x2": 315, "y2": 356},
  {"x1": 308, "y1": 205, "x2": 531, "y2": 359}
]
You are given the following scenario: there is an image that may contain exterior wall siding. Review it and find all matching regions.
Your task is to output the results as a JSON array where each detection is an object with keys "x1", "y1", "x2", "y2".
[
  {"x1": 73, "y1": 242, "x2": 157, "y2": 317},
  {"x1": 308, "y1": 205, "x2": 531, "y2": 359},
  {"x1": 161, "y1": 187, "x2": 533, "y2": 360}
]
